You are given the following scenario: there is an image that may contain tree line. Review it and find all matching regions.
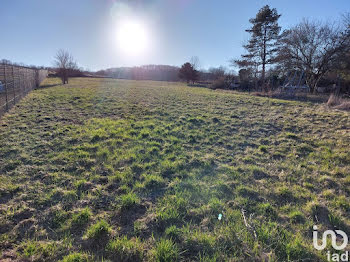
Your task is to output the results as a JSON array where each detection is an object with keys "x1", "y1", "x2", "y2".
[{"x1": 179, "y1": 7, "x2": 350, "y2": 94}]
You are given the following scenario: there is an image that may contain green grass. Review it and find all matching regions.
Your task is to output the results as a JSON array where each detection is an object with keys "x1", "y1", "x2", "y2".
[
  {"x1": 153, "y1": 238, "x2": 179, "y2": 262},
  {"x1": 84, "y1": 219, "x2": 112, "y2": 240},
  {"x1": 70, "y1": 208, "x2": 92, "y2": 228},
  {"x1": 106, "y1": 236, "x2": 144, "y2": 261},
  {"x1": 0, "y1": 77, "x2": 349, "y2": 261},
  {"x1": 60, "y1": 252, "x2": 91, "y2": 262},
  {"x1": 119, "y1": 192, "x2": 141, "y2": 210}
]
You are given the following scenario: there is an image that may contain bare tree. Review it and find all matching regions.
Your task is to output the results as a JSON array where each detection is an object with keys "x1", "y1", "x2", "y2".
[
  {"x1": 277, "y1": 19, "x2": 350, "y2": 93},
  {"x1": 190, "y1": 56, "x2": 201, "y2": 71},
  {"x1": 343, "y1": 12, "x2": 350, "y2": 29},
  {"x1": 223, "y1": 72, "x2": 236, "y2": 89},
  {"x1": 209, "y1": 66, "x2": 226, "y2": 80},
  {"x1": 339, "y1": 13, "x2": 350, "y2": 72},
  {"x1": 1, "y1": 59, "x2": 12, "y2": 65},
  {"x1": 54, "y1": 49, "x2": 77, "y2": 84}
]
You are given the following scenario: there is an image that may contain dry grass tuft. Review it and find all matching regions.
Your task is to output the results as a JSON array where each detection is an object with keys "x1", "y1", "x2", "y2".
[
  {"x1": 327, "y1": 94, "x2": 342, "y2": 107},
  {"x1": 334, "y1": 101, "x2": 350, "y2": 111},
  {"x1": 327, "y1": 94, "x2": 350, "y2": 111}
]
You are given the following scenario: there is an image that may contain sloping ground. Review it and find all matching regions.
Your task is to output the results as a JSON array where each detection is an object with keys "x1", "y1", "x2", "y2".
[{"x1": 0, "y1": 78, "x2": 349, "y2": 261}]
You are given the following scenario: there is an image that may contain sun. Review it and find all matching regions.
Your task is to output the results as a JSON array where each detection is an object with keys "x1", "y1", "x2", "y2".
[{"x1": 116, "y1": 20, "x2": 149, "y2": 56}]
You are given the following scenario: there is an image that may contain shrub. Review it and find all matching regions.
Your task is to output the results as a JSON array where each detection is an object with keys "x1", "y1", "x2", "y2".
[{"x1": 209, "y1": 77, "x2": 226, "y2": 90}]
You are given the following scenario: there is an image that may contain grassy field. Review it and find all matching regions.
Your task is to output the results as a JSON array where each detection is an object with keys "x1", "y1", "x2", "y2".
[{"x1": 0, "y1": 77, "x2": 349, "y2": 262}]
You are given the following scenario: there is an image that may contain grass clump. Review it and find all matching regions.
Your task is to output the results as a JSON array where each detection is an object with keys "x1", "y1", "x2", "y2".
[
  {"x1": 106, "y1": 236, "x2": 144, "y2": 261},
  {"x1": 289, "y1": 210, "x2": 305, "y2": 223},
  {"x1": 334, "y1": 196, "x2": 350, "y2": 211},
  {"x1": 327, "y1": 94, "x2": 350, "y2": 110},
  {"x1": 285, "y1": 132, "x2": 298, "y2": 139},
  {"x1": 60, "y1": 252, "x2": 91, "y2": 262},
  {"x1": 119, "y1": 192, "x2": 141, "y2": 210},
  {"x1": 258, "y1": 145, "x2": 268, "y2": 153},
  {"x1": 51, "y1": 208, "x2": 70, "y2": 229},
  {"x1": 276, "y1": 186, "x2": 296, "y2": 203},
  {"x1": 21, "y1": 240, "x2": 60, "y2": 261},
  {"x1": 156, "y1": 194, "x2": 188, "y2": 228},
  {"x1": 165, "y1": 225, "x2": 182, "y2": 241},
  {"x1": 84, "y1": 219, "x2": 112, "y2": 240},
  {"x1": 183, "y1": 230, "x2": 217, "y2": 258},
  {"x1": 257, "y1": 202, "x2": 278, "y2": 220},
  {"x1": 144, "y1": 174, "x2": 166, "y2": 190},
  {"x1": 153, "y1": 239, "x2": 179, "y2": 262},
  {"x1": 70, "y1": 208, "x2": 92, "y2": 228}
]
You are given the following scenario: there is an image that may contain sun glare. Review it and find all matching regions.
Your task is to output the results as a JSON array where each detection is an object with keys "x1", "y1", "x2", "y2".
[{"x1": 116, "y1": 20, "x2": 149, "y2": 56}]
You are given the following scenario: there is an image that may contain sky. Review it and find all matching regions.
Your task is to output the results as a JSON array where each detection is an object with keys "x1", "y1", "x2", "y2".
[{"x1": 1, "y1": 0, "x2": 349, "y2": 71}]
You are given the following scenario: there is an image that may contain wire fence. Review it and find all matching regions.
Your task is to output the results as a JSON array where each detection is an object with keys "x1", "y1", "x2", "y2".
[{"x1": 0, "y1": 63, "x2": 48, "y2": 118}]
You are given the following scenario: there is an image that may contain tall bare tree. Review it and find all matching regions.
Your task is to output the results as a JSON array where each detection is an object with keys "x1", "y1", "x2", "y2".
[
  {"x1": 209, "y1": 66, "x2": 226, "y2": 80},
  {"x1": 235, "y1": 5, "x2": 281, "y2": 92},
  {"x1": 190, "y1": 56, "x2": 201, "y2": 72},
  {"x1": 277, "y1": 19, "x2": 350, "y2": 93},
  {"x1": 54, "y1": 49, "x2": 77, "y2": 84},
  {"x1": 339, "y1": 13, "x2": 350, "y2": 72}
]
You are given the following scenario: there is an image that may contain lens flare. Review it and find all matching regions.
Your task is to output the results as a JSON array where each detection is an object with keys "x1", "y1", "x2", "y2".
[{"x1": 116, "y1": 19, "x2": 149, "y2": 56}]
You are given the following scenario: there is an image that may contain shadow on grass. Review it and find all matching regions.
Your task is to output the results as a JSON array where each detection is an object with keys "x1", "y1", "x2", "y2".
[
  {"x1": 36, "y1": 83, "x2": 61, "y2": 89},
  {"x1": 264, "y1": 94, "x2": 328, "y2": 104}
]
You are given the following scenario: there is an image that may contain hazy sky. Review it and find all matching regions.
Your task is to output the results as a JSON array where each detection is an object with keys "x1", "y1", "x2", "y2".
[{"x1": 1, "y1": 0, "x2": 349, "y2": 71}]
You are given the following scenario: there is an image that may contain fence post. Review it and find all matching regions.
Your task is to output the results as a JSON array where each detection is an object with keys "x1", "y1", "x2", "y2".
[
  {"x1": 16, "y1": 67, "x2": 19, "y2": 98},
  {"x1": 12, "y1": 65, "x2": 16, "y2": 105},
  {"x1": 0, "y1": 65, "x2": 48, "y2": 117},
  {"x1": 21, "y1": 68, "x2": 24, "y2": 95},
  {"x1": 4, "y1": 65, "x2": 8, "y2": 111}
]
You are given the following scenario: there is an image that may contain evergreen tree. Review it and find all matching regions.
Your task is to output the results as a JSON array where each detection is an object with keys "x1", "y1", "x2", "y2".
[
  {"x1": 236, "y1": 5, "x2": 281, "y2": 92},
  {"x1": 178, "y1": 62, "x2": 199, "y2": 84}
]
